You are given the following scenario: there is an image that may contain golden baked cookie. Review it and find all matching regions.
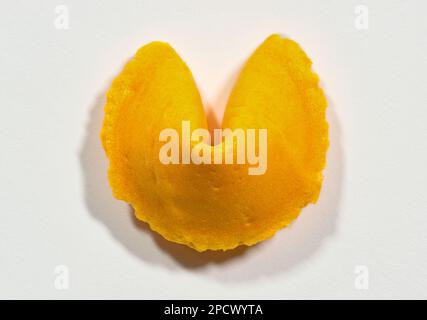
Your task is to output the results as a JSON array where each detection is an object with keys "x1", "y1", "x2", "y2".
[{"x1": 101, "y1": 34, "x2": 328, "y2": 251}]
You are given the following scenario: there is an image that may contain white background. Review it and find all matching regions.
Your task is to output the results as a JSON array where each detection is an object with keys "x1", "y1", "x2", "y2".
[{"x1": 0, "y1": 0, "x2": 426, "y2": 299}]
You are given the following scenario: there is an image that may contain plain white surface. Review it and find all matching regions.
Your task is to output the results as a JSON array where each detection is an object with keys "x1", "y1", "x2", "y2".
[{"x1": 0, "y1": 0, "x2": 426, "y2": 299}]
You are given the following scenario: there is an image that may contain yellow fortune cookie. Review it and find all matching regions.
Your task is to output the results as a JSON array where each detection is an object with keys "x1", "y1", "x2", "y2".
[{"x1": 101, "y1": 34, "x2": 328, "y2": 252}]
